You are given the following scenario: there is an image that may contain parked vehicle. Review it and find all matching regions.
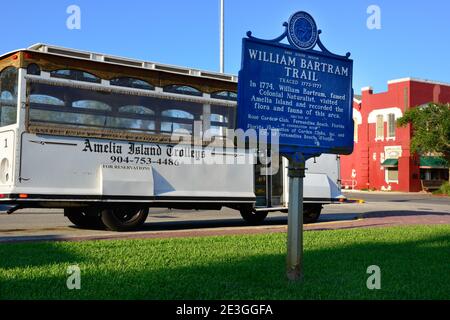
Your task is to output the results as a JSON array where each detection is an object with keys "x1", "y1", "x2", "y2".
[{"x1": 0, "y1": 44, "x2": 344, "y2": 231}]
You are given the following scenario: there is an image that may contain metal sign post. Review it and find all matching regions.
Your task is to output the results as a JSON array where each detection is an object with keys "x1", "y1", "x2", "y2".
[{"x1": 286, "y1": 154, "x2": 306, "y2": 281}]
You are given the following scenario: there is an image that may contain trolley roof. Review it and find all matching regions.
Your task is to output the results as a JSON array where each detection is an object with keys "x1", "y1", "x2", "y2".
[{"x1": 0, "y1": 43, "x2": 238, "y2": 84}]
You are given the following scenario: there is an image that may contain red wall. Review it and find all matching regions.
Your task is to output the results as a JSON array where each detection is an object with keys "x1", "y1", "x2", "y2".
[{"x1": 340, "y1": 79, "x2": 450, "y2": 192}]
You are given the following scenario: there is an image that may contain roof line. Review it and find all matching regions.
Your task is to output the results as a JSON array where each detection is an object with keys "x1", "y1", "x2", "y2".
[{"x1": 387, "y1": 77, "x2": 450, "y2": 87}]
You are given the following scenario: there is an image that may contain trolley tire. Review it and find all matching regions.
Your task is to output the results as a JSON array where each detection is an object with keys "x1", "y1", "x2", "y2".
[
  {"x1": 64, "y1": 208, "x2": 104, "y2": 229},
  {"x1": 303, "y1": 204, "x2": 322, "y2": 224},
  {"x1": 240, "y1": 207, "x2": 268, "y2": 225},
  {"x1": 101, "y1": 207, "x2": 149, "y2": 231}
]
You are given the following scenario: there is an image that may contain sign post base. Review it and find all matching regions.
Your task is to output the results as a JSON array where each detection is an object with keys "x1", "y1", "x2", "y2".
[{"x1": 286, "y1": 154, "x2": 306, "y2": 281}]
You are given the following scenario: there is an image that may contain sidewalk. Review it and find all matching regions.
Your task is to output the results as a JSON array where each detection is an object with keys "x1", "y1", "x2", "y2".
[
  {"x1": 342, "y1": 189, "x2": 449, "y2": 198},
  {"x1": 342, "y1": 189, "x2": 428, "y2": 195}
]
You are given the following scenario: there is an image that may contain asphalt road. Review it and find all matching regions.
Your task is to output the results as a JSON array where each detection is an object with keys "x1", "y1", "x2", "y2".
[{"x1": 0, "y1": 191, "x2": 448, "y2": 242}]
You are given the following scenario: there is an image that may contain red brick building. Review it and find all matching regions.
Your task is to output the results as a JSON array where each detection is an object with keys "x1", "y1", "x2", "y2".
[{"x1": 340, "y1": 78, "x2": 450, "y2": 192}]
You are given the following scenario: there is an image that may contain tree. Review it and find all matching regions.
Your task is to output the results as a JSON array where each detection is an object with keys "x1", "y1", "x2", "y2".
[{"x1": 397, "y1": 102, "x2": 450, "y2": 181}]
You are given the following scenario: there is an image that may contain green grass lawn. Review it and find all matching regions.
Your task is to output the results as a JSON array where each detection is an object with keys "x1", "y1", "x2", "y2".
[{"x1": 0, "y1": 225, "x2": 449, "y2": 300}]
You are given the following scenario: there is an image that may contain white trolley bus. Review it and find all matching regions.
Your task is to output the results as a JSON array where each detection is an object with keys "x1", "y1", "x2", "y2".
[{"x1": 0, "y1": 44, "x2": 343, "y2": 231}]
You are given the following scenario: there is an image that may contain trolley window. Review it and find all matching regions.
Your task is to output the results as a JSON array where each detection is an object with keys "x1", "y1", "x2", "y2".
[
  {"x1": 50, "y1": 69, "x2": 101, "y2": 84},
  {"x1": 110, "y1": 77, "x2": 154, "y2": 91},
  {"x1": 27, "y1": 64, "x2": 41, "y2": 76},
  {"x1": 0, "y1": 67, "x2": 18, "y2": 127},
  {"x1": 208, "y1": 105, "x2": 236, "y2": 137},
  {"x1": 211, "y1": 90, "x2": 237, "y2": 101},
  {"x1": 163, "y1": 84, "x2": 202, "y2": 97},
  {"x1": 27, "y1": 82, "x2": 206, "y2": 135},
  {"x1": 161, "y1": 109, "x2": 195, "y2": 134}
]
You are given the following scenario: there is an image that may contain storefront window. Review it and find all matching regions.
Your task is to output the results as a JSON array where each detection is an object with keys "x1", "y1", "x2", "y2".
[{"x1": 386, "y1": 168, "x2": 398, "y2": 182}]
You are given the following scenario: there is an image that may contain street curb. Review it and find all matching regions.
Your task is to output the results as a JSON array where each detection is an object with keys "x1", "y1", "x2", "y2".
[
  {"x1": 0, "y1": 216, "x2": 364, "y2": 243},
  {"x1": 344, "y1": 198, "x2": 365, "y2": 204}
]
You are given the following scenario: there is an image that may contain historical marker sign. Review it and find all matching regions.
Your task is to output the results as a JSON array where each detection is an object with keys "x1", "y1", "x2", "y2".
[
  {"x1": 237, "y1": 12, "x2": 354, "y2": 156},
  {"x1": 237, "y1": 11, "x2": 354, "y2": 281}
]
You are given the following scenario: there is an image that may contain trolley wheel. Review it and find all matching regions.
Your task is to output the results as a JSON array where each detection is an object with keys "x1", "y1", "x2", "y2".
[
  {"x1": 303, "y1": 204, "x2": 322, "y2": 224},
  {"x1": 100, "y1": 207, "x2": 149, "y2": 231},
  {"x1": 239, "y1": 207, "x2": 268, "y2": 225},
  {"x1": 64, "y1": 208, "x2": 104, "y2": 229}
]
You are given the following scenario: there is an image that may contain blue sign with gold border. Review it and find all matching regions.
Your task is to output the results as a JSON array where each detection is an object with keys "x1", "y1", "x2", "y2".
[{"x1": 237, "y1": 12, "x2": 354, "y2": 157}]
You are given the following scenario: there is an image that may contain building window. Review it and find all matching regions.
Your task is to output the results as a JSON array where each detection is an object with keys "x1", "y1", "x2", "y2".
[
  {"x1": 376, "y1": 114, "x2": 384, "y2": 140},
  {"x1": 387, "y1": 113, "x2": 395, "y2": 138},
  {"x1": 386, "y1": 168, "x2": 399, "y2": 182},
  {"x1": 353, "y1": 118, "x2": 358, "y2": 142}
]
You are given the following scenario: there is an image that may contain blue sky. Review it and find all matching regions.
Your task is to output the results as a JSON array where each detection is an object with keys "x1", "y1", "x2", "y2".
[{"x1": 1, "y1": 0, "x2": 449, "y2": 93}]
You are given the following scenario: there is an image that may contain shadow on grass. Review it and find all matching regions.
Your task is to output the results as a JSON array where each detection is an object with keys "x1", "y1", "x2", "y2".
[
  {"x1": 0, "y1": 240, "x2": 87, "y2": 270},
  {"x1": 1, "y1": 227, "x2": 449, "y2": 300}
]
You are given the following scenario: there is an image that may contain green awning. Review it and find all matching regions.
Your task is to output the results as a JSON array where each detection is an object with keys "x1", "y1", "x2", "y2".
[
  {"x1": 381, "y1": 158, "x2": 398, "y2": 167},
  {"x1": 420, "y1": 156, "x2": 449, "y2": 168}
]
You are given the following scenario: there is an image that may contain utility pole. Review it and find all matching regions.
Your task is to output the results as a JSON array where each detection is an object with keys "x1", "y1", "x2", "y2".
[{"x1": 220, "y1": 0, "x2": 224, "y2": 73}]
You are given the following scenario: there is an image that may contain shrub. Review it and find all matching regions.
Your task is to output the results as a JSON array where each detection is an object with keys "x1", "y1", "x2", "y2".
[{"x1": 433, "y1": 181, "x2": 450, "y2": 196}]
